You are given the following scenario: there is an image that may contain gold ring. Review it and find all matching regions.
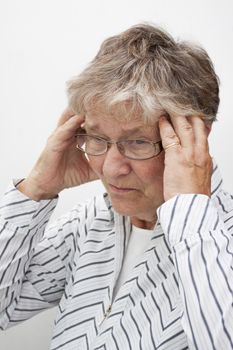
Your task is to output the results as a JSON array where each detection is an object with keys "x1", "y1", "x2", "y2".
[{"x1": 164, "y1": 142, "x2": 180, "y2": 150}]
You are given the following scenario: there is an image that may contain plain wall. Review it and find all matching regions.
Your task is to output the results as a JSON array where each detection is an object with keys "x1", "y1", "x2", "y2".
[{"x1": 0, "y1": 0, "x2": 233, "y2": 349}]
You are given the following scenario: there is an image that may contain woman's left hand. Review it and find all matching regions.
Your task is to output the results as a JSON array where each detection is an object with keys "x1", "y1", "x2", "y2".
[{"x1": 159, "y1": 114, "x2": 213, "y2": 202}]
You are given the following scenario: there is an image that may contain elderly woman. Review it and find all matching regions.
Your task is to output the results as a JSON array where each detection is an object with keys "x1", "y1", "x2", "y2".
[{"x1": 0, "y1": 24, "x2": 232, "y2": 350}]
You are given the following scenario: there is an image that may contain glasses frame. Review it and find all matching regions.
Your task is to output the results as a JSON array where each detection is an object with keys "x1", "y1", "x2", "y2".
[{"x1": 75, "y1": 133, "x2": 163, "y2": 160}]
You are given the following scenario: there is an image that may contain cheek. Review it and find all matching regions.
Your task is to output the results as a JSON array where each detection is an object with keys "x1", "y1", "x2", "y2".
[
  {"x1": 88, "y1": 156, "x2": 104, "y2": 176},
  {"x1": 137, "y1": 153, "x2": 165, "y2": 183}
]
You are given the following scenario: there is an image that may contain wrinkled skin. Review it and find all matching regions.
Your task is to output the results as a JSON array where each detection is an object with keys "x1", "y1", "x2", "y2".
[{"x1": 18, "y1": 109, "x2": 212, "y2": 229}]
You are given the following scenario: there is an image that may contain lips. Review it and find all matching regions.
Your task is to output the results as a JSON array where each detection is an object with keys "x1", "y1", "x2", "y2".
[{"x1": 109, "y1": 184, "x2": 136, "y2": 193}]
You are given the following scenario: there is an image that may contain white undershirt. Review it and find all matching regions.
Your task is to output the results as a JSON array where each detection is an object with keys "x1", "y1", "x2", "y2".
[{"x1": 113, "y1": 225, "x2": 154, "y2": 299}]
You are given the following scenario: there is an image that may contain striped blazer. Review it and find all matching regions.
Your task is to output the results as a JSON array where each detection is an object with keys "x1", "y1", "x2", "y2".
[{"x1": 0, "y1": 164, "x2": 232, "y2": 349}]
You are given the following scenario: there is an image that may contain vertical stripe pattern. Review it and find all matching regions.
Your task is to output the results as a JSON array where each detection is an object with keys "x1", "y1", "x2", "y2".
[{"x1": 0, "y1": 164, "x2": 232, "y2": 349}]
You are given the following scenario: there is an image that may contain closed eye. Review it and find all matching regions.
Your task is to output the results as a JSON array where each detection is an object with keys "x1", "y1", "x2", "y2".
[{"x1": 125, "y1": 139, "x2": 151, "y2": 145}]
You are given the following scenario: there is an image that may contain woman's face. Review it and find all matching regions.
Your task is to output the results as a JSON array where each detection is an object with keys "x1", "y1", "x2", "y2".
[{"x1": 84, "y1": 109, "x2": 165, "y2": 227}]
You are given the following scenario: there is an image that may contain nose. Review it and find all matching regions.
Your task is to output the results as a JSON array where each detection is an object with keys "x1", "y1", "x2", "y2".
[{"x1": 102, "y1": 143, "x2": 131, "y2": 177}]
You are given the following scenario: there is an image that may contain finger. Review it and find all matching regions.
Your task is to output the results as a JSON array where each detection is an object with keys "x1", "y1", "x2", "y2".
[
  {"x1": 56, "y1": 115, "x2": 85, "y2": 141},
  {"x1": 49, "y1": 115, "x2": 85, "y2": 151},
  {"x1": 159, "y1": 115, "x2": 181, "y2": 151},
  {"x1": 169, "y1": 114, "x2": 194, "y2": 149},
  {"x1": 190, "y1": 116, "x2": 209, "y2": 151},
  {"x1": 57, "y1": 108, "x2": 77, "y2": 127}
]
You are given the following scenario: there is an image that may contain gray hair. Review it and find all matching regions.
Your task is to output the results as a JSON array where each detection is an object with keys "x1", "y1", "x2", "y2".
[{"x1": 67, "y1": 23, "x2": 219, "y2": 122}]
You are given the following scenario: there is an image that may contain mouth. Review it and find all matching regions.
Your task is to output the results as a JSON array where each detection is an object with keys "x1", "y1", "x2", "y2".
[{"x1": 109, "y1": 184, "x2": 136, "y2": 193}]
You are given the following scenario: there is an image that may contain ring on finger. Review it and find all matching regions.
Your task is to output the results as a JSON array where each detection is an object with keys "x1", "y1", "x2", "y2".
[{"x1": 164, "y1": 142, "x2": 180, "y2": 150}]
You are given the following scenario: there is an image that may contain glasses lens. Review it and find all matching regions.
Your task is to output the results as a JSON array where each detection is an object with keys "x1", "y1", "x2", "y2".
[
  {"x1": 123, "y1": 140, "x2": 157, "y2": 159},
  {"x1": 76, "y1": 135, "x2": 107, "y2": 155}
]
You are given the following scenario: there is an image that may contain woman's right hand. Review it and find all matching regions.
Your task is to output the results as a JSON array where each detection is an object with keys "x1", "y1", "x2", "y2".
[{"x1": 18, "y1": 109, "x2": 98, "y2": 201}]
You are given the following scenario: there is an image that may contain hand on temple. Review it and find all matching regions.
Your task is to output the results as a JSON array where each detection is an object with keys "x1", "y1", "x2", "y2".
[
  {"x1": 18, "y1": 109, "x2": 98, "y2": 201},
  {"x1": 159, "y1": 114, "x2": 213, "y2": 202}
]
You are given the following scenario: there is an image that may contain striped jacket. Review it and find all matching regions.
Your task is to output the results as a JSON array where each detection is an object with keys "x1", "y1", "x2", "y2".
[{"x1": 0, "y1": 164, "x2": 232, "y2": 349}]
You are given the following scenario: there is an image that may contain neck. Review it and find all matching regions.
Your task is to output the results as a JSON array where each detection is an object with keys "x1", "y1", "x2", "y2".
[{"x1": 130, "y1": 215, "x2": 157, "y2": 230}]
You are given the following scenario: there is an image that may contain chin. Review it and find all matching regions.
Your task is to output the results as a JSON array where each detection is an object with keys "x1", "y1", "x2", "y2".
[
  {"x1": 110, "y1": 198, "x2": 143, "y2": 217},
  {"x1": 109, "y1": 194, "x2": 162, "y2": 222}
]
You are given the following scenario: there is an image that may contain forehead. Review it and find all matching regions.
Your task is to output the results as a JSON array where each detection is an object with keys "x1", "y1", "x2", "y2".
[{"x1": 85, "y1": 107, "x2": 161, "y2": 137}]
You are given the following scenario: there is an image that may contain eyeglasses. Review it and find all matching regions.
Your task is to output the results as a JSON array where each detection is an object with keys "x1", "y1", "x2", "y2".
[{"x1": 75, "y1": 134, "x2": 163, "y2": 160}]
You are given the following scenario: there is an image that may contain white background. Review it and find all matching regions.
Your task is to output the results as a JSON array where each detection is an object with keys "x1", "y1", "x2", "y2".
[{"x1": 0, "y1": 0, "x2": 232, "y2": 349}]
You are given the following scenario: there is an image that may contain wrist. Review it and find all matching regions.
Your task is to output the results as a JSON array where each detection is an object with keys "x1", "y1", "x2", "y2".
[
  {"x1": 17, "y1": 178, "x2": 58, "y2": 202},
  {"x1": 157, "y1": 194, "x2": 213, "y2": 246}
]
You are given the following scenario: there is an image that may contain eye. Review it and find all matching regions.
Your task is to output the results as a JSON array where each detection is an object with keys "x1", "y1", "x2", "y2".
[
  {"x1": 126, "y1": 140, "x2": 147, "y2": 146},
  {"x1": 127, "y1": 139, "x2": 149, "y2": 147},
  {"x1": 134, "y1": 139, "x2": 147, "y2": 145},
  {"x1": 90, "y1": 136, "x2": 107, "y2": 144}
]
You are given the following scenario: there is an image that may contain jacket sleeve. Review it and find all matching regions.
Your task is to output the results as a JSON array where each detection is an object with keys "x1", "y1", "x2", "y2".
[
  {"x1": 157, "y1": 191, "x2": 233, "y2": 350},
  {"x1": 0, "y1": 181, "x2": 81, "y2": 330}
]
